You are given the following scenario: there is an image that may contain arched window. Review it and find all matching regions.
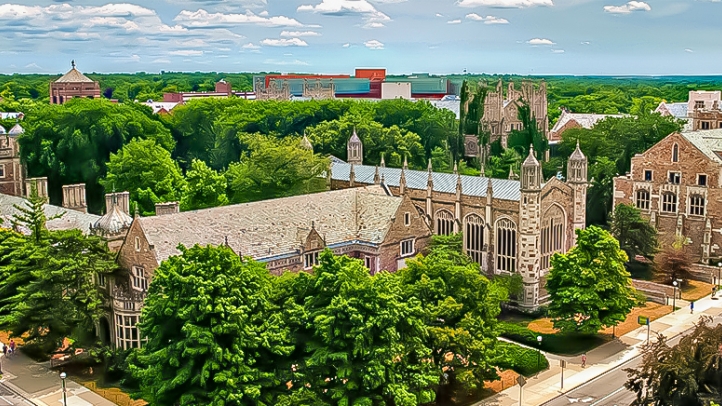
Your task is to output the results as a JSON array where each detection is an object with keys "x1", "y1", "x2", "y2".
[
  {"x1": 672, "y1": 144, "x2": 679, "y2": 162},
  {"x1": 635, "y1": 189, "x2": 650, "y2": 210},
  {"x1": 541, "y1": 206, "x2": 566, "y2": 271},
  {"x1": 689, "y1": 194, "x2": 705, "y2": 216},
  {"x1": 435, "y1": 210, "x2": 454, "y2": 236},
  {"x1": 465, "y1": 215, "x2": 485, "y2": 264},
  {"x1": 662, "y1": 192, "x2": 677, "y2": 213},
  {"x1": 496, "y1": 219, "x2": 517, "y2": 273}
]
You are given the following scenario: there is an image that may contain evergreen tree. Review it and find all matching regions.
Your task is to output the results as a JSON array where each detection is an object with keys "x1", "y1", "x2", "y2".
[{"x1": 180, "y1": 158, "x2": 229, "y2": 211}]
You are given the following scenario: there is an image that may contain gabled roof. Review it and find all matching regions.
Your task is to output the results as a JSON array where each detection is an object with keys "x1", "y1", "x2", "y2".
[
  {"x1": 136, "y1": 186, "x2": 403, "y2": 264},
  {"x1": 656, "y1": 102, "x2": 688, "y2": 119},
  {"x1": 0, "y1": 126, "x2": 5, "y2": 135},
  {"x1": 142, "y1": 101, "x2": 181, "y2": 114},
  {"x1": 8, "y1": 124, "x2": 23, "y2": 136},
  {"x1": 680, "y1": 129, "x2": 722, "y2": 165},
  {"x1": 55, "y1": 66, "x2": 95, "y2": 84},
  {"x1": 331, "y1": 162, "x2": 524, "y2": 201},
  {"x1": 550, "y1": 111, "x2": 624, "y2": 135},
  {"x1": 0, "y1": 193, "x2": 100, "y2": 234}
]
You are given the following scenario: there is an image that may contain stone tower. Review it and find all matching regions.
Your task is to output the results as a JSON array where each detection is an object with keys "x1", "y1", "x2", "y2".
[
  {"x1": 567, "y1": 141, "x2": 588, "y2": 244},
  {"x1": 347, "y1": 128, "x2": 363, "y2": 165},
  {"x1": 0, "y1": 124, "x2": 25, "y2": 197},
  {"x1": 519, "y1": 145, "x2": 542, "y2": 309}
]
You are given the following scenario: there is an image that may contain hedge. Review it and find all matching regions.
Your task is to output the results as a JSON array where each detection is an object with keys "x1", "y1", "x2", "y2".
[
  {"x1": 495, "y1": 341, "x2": 549, "y2": 376},
  {"x1": 498, "y1": 321, "x2": 607, "y2": 355}
]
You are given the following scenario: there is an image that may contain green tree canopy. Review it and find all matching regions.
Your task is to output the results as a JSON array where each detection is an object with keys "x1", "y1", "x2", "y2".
[
  {"x1": 129, "y1": 244, "x2": 292, "y2": 406},
  {"x1": 101, "y1": 138, "x2": 186, "y2": 216},
  {"x1": 547, "y1": 226, "x2": 639, "y2": 334},
  {"x1": 609, "y1": 203, "x2": 658, "y2": 261},
  {"x1": 180, "y1": 159, "x2": 229, "y2": 211},
  {"x1": 507, "y1": 102, "x2": 548, "y2": 160}
]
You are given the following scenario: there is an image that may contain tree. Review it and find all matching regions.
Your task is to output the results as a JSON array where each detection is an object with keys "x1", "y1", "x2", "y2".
[
  {"x1": 625, "y1": 316, "x2": 722, "y2": 406},
  {"x1": 547, "y1": 226, "x2": 639, "y2": 334},
  {"x1": 507, "y1": 101, "x2": 548, "y2": 160},
  {"x1": 101, "y1": 138, "x2": 186, "y2": 216},
  {"x1": 0, "y1": 188, "x2": 115, "y2": 353},
  {"x1": 485, "y1": 148, "x2": 521, "y2": 179},
  {"x1": 288, "y1": 250, "x2": 437, "y2": 405},
  {"x1": 180, "y1": 159, "x2": 229, "y2": 211},
  {"x1": 225, "y1": 134, "x2": 329, "y2": 204},
  {"x1": 129, "y1": 244, "x2": 292, "y2": 405},
  {"x1": 609, "y1": 203, "x2": 658, "y2": 262},
  {"x1": 398, "y1": 233, "x2": 507, "y2": 401},
  {"x1": 655, "y1": 236, "x2": 693, "y2": 283}
]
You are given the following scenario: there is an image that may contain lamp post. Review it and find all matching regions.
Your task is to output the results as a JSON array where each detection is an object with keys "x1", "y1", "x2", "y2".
[
  {"x1": 536, "y1": 335, "x2": 543, "y2": 371},
  {"x1": 59, "y1": 372, "x2": 67, "y2": 406},
  {"x1": 672, "y1": 280, "x2": 678, "y2": 311},
  {"x1": 717, "y1": 262, "x2": 721, "y2": 296}
]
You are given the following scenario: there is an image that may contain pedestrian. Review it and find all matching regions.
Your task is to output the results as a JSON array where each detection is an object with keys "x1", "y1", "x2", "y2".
[
  {"x1": 1, "y1": 341, "x2": 6, "y2": 357},
  {"x1": 581, "y1": 353, "x2": 587, "y2": 368},
  {"x1": 9, "y1": 340, "x2": 15, "y2": 357}
]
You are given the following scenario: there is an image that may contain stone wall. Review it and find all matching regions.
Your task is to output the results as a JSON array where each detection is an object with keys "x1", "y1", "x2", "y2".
[{"x1": 632, "y1": 279, "x2": 679, "y2": 304}]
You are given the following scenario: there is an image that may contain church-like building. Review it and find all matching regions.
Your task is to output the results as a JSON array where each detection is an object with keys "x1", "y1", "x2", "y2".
[
  {"x1": 331, "y1": 131, "x2": 588, "y2": 309},
  {"x1": 49, "y1": 61, "x2": 101, "y2": 105}
]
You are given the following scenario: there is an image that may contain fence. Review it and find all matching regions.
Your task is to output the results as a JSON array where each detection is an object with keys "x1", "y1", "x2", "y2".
[
  {"x1": 80, "y1": 381, "x2": 147, "y2": 406},
  {"x1": 632, "y1": 279, "x2": 680, "y2": 304}
]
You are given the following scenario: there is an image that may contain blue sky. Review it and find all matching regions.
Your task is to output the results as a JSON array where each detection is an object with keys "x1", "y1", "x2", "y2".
[{"x1": 0, "y1": 0, "x2": 720, "y2": 76}]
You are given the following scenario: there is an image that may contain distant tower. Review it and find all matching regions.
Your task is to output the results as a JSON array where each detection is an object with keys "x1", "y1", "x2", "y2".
[
  {"x1": 0, "y1": 123, "x2": 25, "y2": 196},
  {"x1": 300, "y1": 133, "x2": 314, "y2": 152},
  {"x1": 49, "y1": 61, "x2": 100, "y2": 105},
  {"x1": 518, "y1": 145, "x2": 542, "y2": 309},
  {"x1": 567, "y1": 141, "x2": 588, "y2": 242},
  {"x1": 347, "y1": 128, "x2": 363, "y2": 165}
]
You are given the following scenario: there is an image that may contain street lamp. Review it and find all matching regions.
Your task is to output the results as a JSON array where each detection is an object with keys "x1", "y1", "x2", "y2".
[
  {"x1": 536, "y1": 335, "x2": 543, "y2": 371},
  {"x1": 717, "y1": 262, "x2": 721, "y2": 296},
  {"x1": 672, "y1": 280, "x2": 678, "y2": 311},
  {"x1": 59, "y1": 372, "x2": 67, "y2": 406}
]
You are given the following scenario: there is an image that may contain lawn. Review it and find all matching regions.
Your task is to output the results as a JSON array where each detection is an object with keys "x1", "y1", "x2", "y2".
[{"x1": 681, "y1": 280, "x2": 715, "y2": 302}]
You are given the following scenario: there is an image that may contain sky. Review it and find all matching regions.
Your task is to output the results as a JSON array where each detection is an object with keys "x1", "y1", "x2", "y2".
[{"x1": 0, "y1": 0, "x2": 720, "y2": 76}]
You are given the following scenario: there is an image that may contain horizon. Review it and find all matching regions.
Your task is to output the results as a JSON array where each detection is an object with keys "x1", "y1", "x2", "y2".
[{"x1": 2, "y1": 1, "x2": 721, "y2": 76}]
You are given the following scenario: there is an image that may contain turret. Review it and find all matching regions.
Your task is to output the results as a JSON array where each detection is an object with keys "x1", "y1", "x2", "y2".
[
  {"x1": 521, "y1": 145, "x2": 541, "y2": 191},
  {"x1": 567, "y1": 140, "x2": 588, "y2": 183},
  {"x1": 518, "y1": 144, "x2": 543, "y2": 310},
  {"x1": 347, "y1": 128, "x2": 363, "y2": 165},
  {"x1": 567, "y1": 140, "x2": 588, "y2": 238}
]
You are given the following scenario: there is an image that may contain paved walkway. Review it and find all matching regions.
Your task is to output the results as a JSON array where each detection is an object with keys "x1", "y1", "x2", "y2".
[
  {"x1": 476, "y1": 293, "x2": 722, "y2": 406},
  {"x1": 0, "y1": 351, "x2": 115, "y2": 406}
]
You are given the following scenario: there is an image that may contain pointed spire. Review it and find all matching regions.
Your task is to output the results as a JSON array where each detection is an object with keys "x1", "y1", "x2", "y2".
[
  {"x1": 373, "y1": 166, "x2": 380, "y2": 184},
  {"x1": 300, "y1": 132, "x2": 313, "y2": 151},
  {"x1": 399, "y1": 167, "x2": 407, "y2": 195},
  {"x1": 456, "y1": 172, "x2": 462, "y2": 194},
  {"x1": 480, "y1": 162, "x2": 485, "y2": 177},
  {"x1": 403, "y1": 155, "x2": 408, "y2": 170},
  {"x1": 380, "y1": 172, "x2": 385, "y2": 185},
  {"x1": 523, "y1": 144, "x2": 539, "y2": 167},
  {"x1": 569, "y1": 139, "x2": 587, "y2": 161},
  {"x1": 508, "y1": 165, "x2": 517, "y2": 180},
  {"x1": 453, "y1": 161, "x2": 458, "y2": 174},
  {"x1": 486, "y1": 177, "x2": 494, "y2": 198},
  {"x1": 380, "y1": 154, "x2": 386, "y2": 168},
  {"x1": 427, "y1": 158, "x2": 433, "y2": 173},
  {"x1": 134, "y1": 203, "x2": 139, "y2": 218}
]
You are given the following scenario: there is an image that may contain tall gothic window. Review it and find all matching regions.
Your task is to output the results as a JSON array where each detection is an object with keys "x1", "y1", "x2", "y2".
[
  {"x1": 116, "y1": 314, "x2": 141, "y2": 350},
  {"x1": 496, "y1": 219, "x2": 517, "y2": 273},
  {"x1": 662, "y1": 192, "x2": 677, "y2": 213},
  {"x1": 464, "y1": 214, "x2": 485, "y2": 264},
  {"x1": 636, "y1": 189, "x2": 650, "y2": 210},
  {"x1": 435, "y1": 210, "x2": 454, "y2": 236},
  {"x1": 541, "y1": 206, "x2": 565, "y2": 271},
  {"x1": 689, "y1": 194, "x2": 705, "y2": 216},
  {"x1": 672, "y1": 144, "x2": 679, "y2": 162}
]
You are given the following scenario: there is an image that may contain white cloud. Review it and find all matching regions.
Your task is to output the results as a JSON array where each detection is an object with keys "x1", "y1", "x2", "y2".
[
  {"x1": 260, "y1": 38, "x2": 309, "y2": 47},
  {"x1": 281, "y1": 30, "x2": 321, "y2": 37},
  {"x1": 24, "y1": 62, "x2": 43, "y2": 70},
  {"x1": 342, "y1": 42, "x2": 351, "y2": 47},
  {"x1": 581, "y1": 41, "x2": 591, "y2": 45},
  {"x1": 242, "y1": 42, "x2": 261, "y2": 49},
  {"x1": 168, "y1": 50, "x2": 204, "y2": 56},
  {"x1": 174, "y1": 9, "x2": 305, "y2": 27},
  {"x1": 685, "y1": 48, "x2": 694, "y2": 53},
  {"x1": 603, "y1": 1, "x2": 651, "y2": 14},
  {"x1": 298, "y1": 0, "x2": 390, "y2": 27},
  {"x1": 465, "y1": 13, "x2": 509, "y2": 23},
  {"x1": 551, "y1": 49, "x2": 565, "y2": 53},
  {"x1": 435, "y1": 13, "x2": 444, "y2": 17},
  {"x1": 364, "y1": 39, "x2": 384, "y2": 49},
  {"x1": 527, "y1": 38, "x2": 555, "y2": 45},
  {"x1": 458, "y1": 0, "x2": 553, "y2": 8},
  {"x1": 364, "y1": 21, "x2": 386, "y2": 28},
  {"x1": 263, "y1": 59, "x2": 310, "y2": 66},
  {"x1": 151, "y1": 58, "x2": 171, "y2": 64},
  {"x1": 448, "y1": 19, "x2": 462, "y2": 24}
]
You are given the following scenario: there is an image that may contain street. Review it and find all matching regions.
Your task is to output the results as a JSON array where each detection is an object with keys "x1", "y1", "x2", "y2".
[{"x1": 0, "y1": 381, "x2": 33, "y2": 406}]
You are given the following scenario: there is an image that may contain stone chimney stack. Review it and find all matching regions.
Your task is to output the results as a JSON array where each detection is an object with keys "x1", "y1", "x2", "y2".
[
  {"x1": 155, "y1": 202, "x2": 180, "y2": 216},
  {"x1": 25, "y1": 177, "x2": 48, "y2": 200},
  {"x1": 105, "y1": 191, "x2": 130, "y2": 215},
  {"x1": 62, "y1": 184, "x2": 87, "y2": 212}
]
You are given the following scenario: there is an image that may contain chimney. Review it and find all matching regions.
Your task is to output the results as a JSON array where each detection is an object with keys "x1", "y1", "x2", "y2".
[
  {"x1": 25, "y1": 177, "x2": 48, "y2": 200},
  {"x1": 62, "y1": 184, "x2": 87, "y2": 213},
  {"x1": 155, "y1": 202, "x2": 180, "y2": 216},
  {"x1": 105, "y1": 191, "x2": 130, "y2": 215}
]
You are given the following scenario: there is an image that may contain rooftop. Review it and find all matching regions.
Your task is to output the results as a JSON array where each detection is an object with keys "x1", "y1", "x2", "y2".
[
  {"x1": 54, "y1": 62, "x2": 95, "y2": 84},
  {"x1": 681, "y1": 129, "x2": 722, "y2": 165},
  {"x1": 0, "y1": 193, "x2": 100, "y2": 234},
  {"x1": 550, "y1": 111, "x2": 625, "y2": 135},
  {"x1": 137, "y1": 186, "x2": 402, "y2": 264}
]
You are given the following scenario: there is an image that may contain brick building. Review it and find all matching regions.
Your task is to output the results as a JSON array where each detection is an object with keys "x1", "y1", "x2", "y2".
[
  {"x1": 613, "y1": 129, "x2": 722, "y2": 264},
  {"x1": 49, "y1": 61, "x2": 100, "y2": 105},
  {"x1": 331, "y1": 135, "x2": 588, "y2": 310},
  {"x1": 0, "y1": 123, "x2": 25, "y2": 196}
]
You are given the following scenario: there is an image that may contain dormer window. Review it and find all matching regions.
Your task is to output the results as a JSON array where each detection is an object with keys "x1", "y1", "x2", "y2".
[{"x1": 672, "y1": 144, "x2": 679, "y2": 162}]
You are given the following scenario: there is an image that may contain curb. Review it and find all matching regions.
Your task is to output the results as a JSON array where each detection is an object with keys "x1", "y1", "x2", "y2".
[{"x1": 0, "y1": 378, "x2": 38, "y2": 405}]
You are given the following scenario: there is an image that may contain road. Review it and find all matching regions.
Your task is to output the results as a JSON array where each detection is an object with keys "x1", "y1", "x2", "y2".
[
  {"x1": 542, "y1": 316, "x2": 721, "y2": 406},
  {"x1": 0, "y1": 381, "x2": 33, "y2": 406}
]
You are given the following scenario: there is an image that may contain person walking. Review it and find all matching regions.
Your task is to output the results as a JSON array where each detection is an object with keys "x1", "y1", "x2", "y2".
[
  {"x1": 1, "y1": 341, "x2": 6, "y2": 357},
  {"x1": 8, "y1": 340, "x2": 15, "y2": 358},
  {"x1": 581, "y1": 353, "x2": 587, "y2": 368}
]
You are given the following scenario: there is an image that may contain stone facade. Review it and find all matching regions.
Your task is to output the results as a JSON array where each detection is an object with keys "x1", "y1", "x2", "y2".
[
  {"x1": 49, "y1": 61, "x2": 101, "y2": 105},
  {"x1": 0, "y1": 124, "x2": 25, "y2": 196},
  {"x1": 331, "y1": 136, "x2": 588, "y2": 310},
  {"x1": 613, "y1": 129, "x2": 722, "y2": 265}
]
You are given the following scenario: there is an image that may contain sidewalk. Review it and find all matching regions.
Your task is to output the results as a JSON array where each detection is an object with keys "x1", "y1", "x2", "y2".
[
  {"x1": 0, "y1": 350, "x2": 115, "y2": 405},
  {"x1": 477, "y1": 293, "x2": 722, "y2": 406}
]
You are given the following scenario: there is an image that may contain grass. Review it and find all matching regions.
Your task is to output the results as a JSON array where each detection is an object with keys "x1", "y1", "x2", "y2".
[
  {"x1": 681, "y1": 280, "x2": 715, "y2": 302},
  {"x1": 75, "y1": 378, "x2": 147, "y2": 406}
]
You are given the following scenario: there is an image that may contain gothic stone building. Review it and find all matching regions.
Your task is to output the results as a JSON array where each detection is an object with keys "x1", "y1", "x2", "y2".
[
  {"x1": 613, "y1": 129, "x2": 722, "y2": 264},
  {"x1": 332, "y1": 135, "x2": 588, "y2": 310},
  {"x1": 49, "y1": 61, "x2": 101, "y2": 105}
]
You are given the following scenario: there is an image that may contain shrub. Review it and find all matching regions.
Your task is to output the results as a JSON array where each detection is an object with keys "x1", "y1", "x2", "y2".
[
  {"x1": 498, "y1": 322, "x2": 539, "y2": 347},
  {"x1": 495, "y1": 342, "x2": 549, "y2": 376}
]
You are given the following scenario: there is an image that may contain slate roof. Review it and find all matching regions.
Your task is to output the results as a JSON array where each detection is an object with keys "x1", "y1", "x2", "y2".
[
  {"x1": 137, "y1": 186, "x2": 402, "y2": 264},
  {"x1": 0, "y1": 112, "x2": 23, "y2": 120},
  {"x1": 430, "y1": 100, "x2": 461, "y2": 119},
  {"x1": 0, "y1": 193, "x2": 100, "y2": 234},
  {"x1": 331, "y1": 162, "x2": 523, "y2": 201},
  {"x1": 8, "y1": 124, "x2": 23, "y2": 136},
  {"x1": 142, "y1": 101, "x2": 181, "y2": 114},
  {"x1": 656, "y1": 102, "x2": 688, "y2": 119},
  {"x1": 0, "y1": 126, "x2": 5, "y2": 135},
  {"x1": 681, "y1": 129, "x2": 722, "y2": 165},
  {"x1": 55, "y1": 67, "x2": 95, "y2": 84},
  {"x1": 550, "y1": 111, "x2": 624, "y2": 135}
]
